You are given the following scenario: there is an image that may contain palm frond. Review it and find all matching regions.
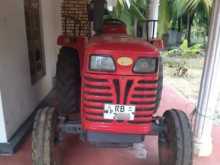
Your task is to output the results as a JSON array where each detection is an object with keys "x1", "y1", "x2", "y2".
[{"x1": 158, "y1": 0, "x2": 171, "y2": 37}]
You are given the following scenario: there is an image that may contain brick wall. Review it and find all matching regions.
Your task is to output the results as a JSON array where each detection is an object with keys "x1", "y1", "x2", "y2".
[{"x1": 61, "y1": 0, "x2": 90, "y2": 37}]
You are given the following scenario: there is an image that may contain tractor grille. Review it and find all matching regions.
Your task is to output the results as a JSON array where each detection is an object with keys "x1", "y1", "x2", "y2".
[{"x1": 82, "y1": 74, "x2": 159, "y2": 124}]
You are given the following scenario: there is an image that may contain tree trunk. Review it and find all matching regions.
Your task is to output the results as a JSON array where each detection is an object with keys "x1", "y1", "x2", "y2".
[
  {"x1": 178, "y1": 17, "x2": 182, "y2": 32},
  {"x1": 187, "y1": 13, "x2": 195, "y2": 47}
]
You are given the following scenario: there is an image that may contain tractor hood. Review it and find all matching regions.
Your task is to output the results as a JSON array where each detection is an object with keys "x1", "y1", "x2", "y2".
[{"x1": 86, "y1": 34, "x2": 159, "y2": 56}]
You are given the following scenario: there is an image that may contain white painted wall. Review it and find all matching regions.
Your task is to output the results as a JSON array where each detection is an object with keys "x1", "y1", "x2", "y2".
[{"x1": 0, "y1": 0, "x2": 62, "y2": 142}]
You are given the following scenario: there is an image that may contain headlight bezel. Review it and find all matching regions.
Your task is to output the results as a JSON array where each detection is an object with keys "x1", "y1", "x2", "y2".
[
  {"x1": 89, "y1": 55, "x2": 116, "y2": 72},
  {"x1": 133, "y1": 57, "x2": 158, "y2": 74}
]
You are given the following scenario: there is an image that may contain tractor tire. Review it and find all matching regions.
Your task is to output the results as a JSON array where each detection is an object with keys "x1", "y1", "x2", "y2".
[
  {"x1": 32, "y1": 107, "x2": 61, "y2": 165},
  {"x1": 158, "y1": 109, "x2": 193, "y2": 165},
  {"x1": 156, "y1": 58, "x2": 163, "y2": 110},
  {"x1": 56, "y1": 47, "x2": 81, "y2": 114}
]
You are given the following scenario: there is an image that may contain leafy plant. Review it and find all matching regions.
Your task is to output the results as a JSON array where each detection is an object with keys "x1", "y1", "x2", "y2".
[
  {"x1": 158, "y1": 0, "x2": 171, "y2": 37},
  {"x1": 180, "y1": 40, "x2": 203, "y2": 57},
  {"x1": 162, "y1": 40, "x2": 203, "y2": 58},
  {"x1": 156, "y1": 0, "x2": 212, "y2": 45},
  {"x1": 109, "y1": 0, "x2": 212, "y2": 48},
  {"x1": 172, "y1": 0, "x2": 212, "y2": 46},
  {"x1": 111, "y1": 0, "x2": 148, "y2": 35}
]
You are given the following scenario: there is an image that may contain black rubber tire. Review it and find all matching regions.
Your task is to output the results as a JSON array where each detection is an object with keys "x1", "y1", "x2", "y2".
[
  {"x1": 159, "y1": 109, "x2": 193, "y2": 165},
  {"x1": 156, "y1": 58, "x2": 163, "y2": 110},
  {"x1": 56, "y1": 47, "x2": 81, "y2": 114},
  {"x1": 32, "y1": 107, "x2": 58, "y2": 165}
]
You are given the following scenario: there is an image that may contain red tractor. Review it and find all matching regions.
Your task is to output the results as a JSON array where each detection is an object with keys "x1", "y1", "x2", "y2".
[{"x1": 32, "y1": 17, "x2": 192, "y2": 165}]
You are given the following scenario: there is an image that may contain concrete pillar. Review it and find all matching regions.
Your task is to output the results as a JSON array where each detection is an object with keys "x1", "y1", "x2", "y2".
[
  {"x1": 0, "y1": 91, "x2": 7, "y2": 143},
  {"x1": 194, "y1": 0, "x2": 220, "y2": 157},
  {"x1": 107, "y1": 0, "x2": 117, "y2": 7},
  {"x1": 147, "y1": 0, "x2": 160, "y2": 39}
]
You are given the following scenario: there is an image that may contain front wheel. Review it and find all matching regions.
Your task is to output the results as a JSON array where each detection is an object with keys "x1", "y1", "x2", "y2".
[
  {"x1": 158, "y1": 109, "x2": 193, "y2": 165},
  {"x1": 32, "y1": 107, "x2": 63, "y2": 165}
]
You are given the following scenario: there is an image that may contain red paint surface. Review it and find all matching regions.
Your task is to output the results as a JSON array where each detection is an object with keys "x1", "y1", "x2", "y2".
[
  {"x1": 86, "y1": 34, "x2": 159, "y2": 55},
  {"x1": 81, "y1": 73, "x2": 160, "y2": 134},
  {"x1": 61, "y1": 32, "x2": 160, "y2": 135},
  {"x1": 102, "y1": 24, "x2": 127, "y2": 34},
  {"x1": 0, "y1": 85, "x2": 219, "y2": 165},
  {"x1": 82, "y1": 33, "x2": 159, "y2": 134}
]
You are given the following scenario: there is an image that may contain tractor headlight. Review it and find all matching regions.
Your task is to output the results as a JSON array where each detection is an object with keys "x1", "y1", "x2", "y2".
[
  {"x1": 90, "y1": 55, "x2": 115, "y2": 72},
  {"x1": 133, "y1": 58, "x2": 157, "y2": 73}
]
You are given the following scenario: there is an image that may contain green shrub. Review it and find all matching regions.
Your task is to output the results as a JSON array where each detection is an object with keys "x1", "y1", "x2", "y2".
[{"x1": 162, "y1": 40, "x2": 203, "y2": 58}]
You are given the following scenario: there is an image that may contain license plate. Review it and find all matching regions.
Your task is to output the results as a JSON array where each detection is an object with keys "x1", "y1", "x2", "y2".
[{"x1": 104, "y1": 104, "x2": 136, "y2": 121}]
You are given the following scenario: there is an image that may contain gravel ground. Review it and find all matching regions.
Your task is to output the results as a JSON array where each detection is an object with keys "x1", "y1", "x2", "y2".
[{"x1": 163, "y1": 56, "x2": 220, "y2": 125}]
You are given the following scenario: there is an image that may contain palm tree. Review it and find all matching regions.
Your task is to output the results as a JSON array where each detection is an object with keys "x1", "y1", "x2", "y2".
[
  {"x1": 186, "y1": 0, "x2": 212, "y2": 46},
  {"x1": 111, "y1": 0, "x2": 213, "y2": 46},
  {"x1": 169, "y1": 0, "x2": 213, "y2": 46}
]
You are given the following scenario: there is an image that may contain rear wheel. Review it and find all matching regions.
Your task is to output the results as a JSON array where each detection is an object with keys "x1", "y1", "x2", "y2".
[
  {"x1": 56, "y1": 47, "x2": 81, "y2": 114},
  {"x1": 32, "y1": 107, "x2": 62, "y2": 165},
  {"x1": 158, "y1": 109, "x2": 193, "y2": 165}
]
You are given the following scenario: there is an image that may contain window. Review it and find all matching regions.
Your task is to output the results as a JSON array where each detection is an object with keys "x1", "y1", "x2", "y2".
[{"x1": 24, "y1": 0, "x2": 46, "y2": 85}]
